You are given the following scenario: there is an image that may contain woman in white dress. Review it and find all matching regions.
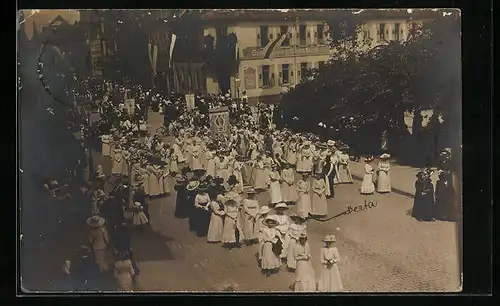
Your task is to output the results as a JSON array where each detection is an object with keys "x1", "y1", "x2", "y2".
[
  {"x1": 121, "y1": 149, "x2": 131, "y2": 178},
  {"x1": 337, "y1": 148, "x2": 353, "y2": 183},
  {"x1": 285, "y1": 214, "x2": 307, "y2": 271},
  {"x1": 207, "y1": 194, "x2": 226, "y2": 243},
  {"x1": 254, "y1": 205, "x2": 271, "y2": 259},
  {"x1": 376, "y1": 154, "x2": 392, "y2": 193},
  {"x1": 191, "y1": 138, "x2": 204, "y2": 176},
  {"x1": 253, "y1": 155, "x2": 268, "y2": 191},
  {"x1": 147, "y1": 164, "x2": 161, "y2": 197},
  {"x1": 281, "y1": 163, "x2": 298, "y2": 204},
  {"x1": 286, "y1": 140, "x2": 298, "y2": 167},
  {"x1": 263, "y1": 153, "x2": 274, "y2": 187},
  {"x1": 132, "y1": 202, "x2": 149, "y2": 226},
  {"x1": 268, "y1": 164, "x2": 283, "y2": 206},
  {"x1": 101, "y1": 134, "x2": 112, "y2": 157},
  {"x1": 221, "y1": 197, "x2": 239, "y2": 248},
  {"x1": 317, "y1": 234, "x2": 344, "y2": 292},
  {"x1": 360, "y1": 156, "x2": 376, "y2": 195},
  {"x1": 204, "y1": 149, "x2": 217, "y2": 178},
  {"x1": 231, "y1": 158, "x2": 244, "y2": 194},
  {"x1": 293, "y1": 233, "x2": 316, "y2": 292},
  {"x1": 161, "y1": 150, "x2": 173, "y2": 194},
  {"x1": 111, "y1": 146, "x2": 123, "y2": 176},
  {"x1": 241, "y1": 188, "x2": 260, "y2": 244},
  {"x1": 299, "y1": 141, "x2": 314, "y2": 174},
  {"x1": 296, "y1": 173, "x2": 312, "y2": 219},
  {"x1": 311, "y1": 173, "x2": 328, "y2": 217},
  {"x1": 259, "y1": 216, "x2": 282, "y2": 276}
]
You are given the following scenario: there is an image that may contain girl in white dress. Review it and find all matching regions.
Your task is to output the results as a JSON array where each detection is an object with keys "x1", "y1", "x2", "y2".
[
  {"x1": 360, "y1": 156, "x2": 376, "y2": 195},
  {"x1": 231, "y1": 158, "x2": 244, "y2": 194},
  {"x1": 296, "y1": 173, "x2": 312, "y2": 219},
  {"x1": 337, "y1": 149, "x2": 353, "y2": 183},
  {"x1": 207, "y1": 194, "x2": 226, "y2": 243},
  {"x1": 311, "y1": 173, "x2": 328, "y2": 217},
  {"x1": 204, "y1": 149, "x2": 216, "y2": 178},
  {"x1": 255, "y1": 205, "x2": 271, "y2": 259},
  {"x1": 293, "y1": 233, "x2": 316, "y2": 292},
  {"x1": 268, "y1": 165, "x2": 283, "y2": 205},
  {"x1": 317, "y1": 235, "x2": 344, "y2": 292},
  {"x1": 132, "y1": 202, "x2": 149, "y2": 226},
  {"x1": 286, "y1": 140, "x2": 298, "y2": 167},
  {"x1": 221, "y1": 198, "x2": 239, "y2": 248},
  {"x1": 376, "y1": 154, "x2": 392, "y2": 193}
]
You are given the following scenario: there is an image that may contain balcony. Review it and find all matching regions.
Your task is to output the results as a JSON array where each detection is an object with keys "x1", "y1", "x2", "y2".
[{"x1": 241, "y1": 44, "x2": 330, "y2": 60}]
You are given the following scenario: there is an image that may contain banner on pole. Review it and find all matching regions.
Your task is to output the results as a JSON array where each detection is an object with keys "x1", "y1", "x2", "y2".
[
  {"x1": 185, "y1": 94, "x2": 195, "y2": 110},
  {"x1": 209, "y1": 106, "x2": 230, "y2": 136}
]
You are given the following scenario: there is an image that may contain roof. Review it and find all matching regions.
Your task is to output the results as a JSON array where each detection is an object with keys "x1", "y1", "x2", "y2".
[{"x1": 170, "y1": 9, "x2": 441, "y2": 26}]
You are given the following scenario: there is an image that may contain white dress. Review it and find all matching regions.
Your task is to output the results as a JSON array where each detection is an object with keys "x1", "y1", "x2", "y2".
[
  {"x1": 360, "y1": 164, "x2": 375, "y2": 194},
  {"x1": 111, "y1": 148, "x2": 123, "y2": 175},
  {"x1": 317, "y1": 247, "x2": 344, "y2": 292},
  {"x1": 293, "y1": 242, "x2": 316, "y2": 292},
  {"x1": 285, "y1": 224, "x2": 307, "y2": 269},
  {"x1": 132, "y1": 207, "x2": 149, "y2": 225},
  {"x1": 337, "y1": 153, "x2": 353, "y2": 183},
  {"x1": 207, "y1": 201, "x2": 225, "y2": 243},
  {"x1": 376, "y1": 162, "x2": 391, "y2": 193},
  {"x1": 147, "y1": 165, "x2": 161, "y2": 196},
  {"x1": 101, "y1": 135, "x2": 111, "y2": 157},
  {"x1": 281, "y1": 168, "x2": 298, "y2": 203},
  {"x1": 221, "y1": 204, "x2": 238, "y2": 244},
  {"x1": 253, "y1": 160, "x2": 268, "y2": 190},
  {"x1": 204, "y1": 151, "x2": 216, "y2": 178},
  {"x1": 191, "y1": 145, "x2": 204, "y2": 171},
  {"x1": 296, "y1": 180, "x2": 312, "y2": 218},
  {"x1": 311, "y1": 179, "x2": 328, "y2": 216},
  {"x1": 259, "y1": 226, "x2": 281, "y2": 270},
  {"x1": 299, "y1": 148, "x2": 313, "y2": 173},
  {"x1": 268, "y1": 171, "x2": 283, "y2": 204},
  {"x1": 241, "y1": 199, "x2": 260, "y2": 240}
]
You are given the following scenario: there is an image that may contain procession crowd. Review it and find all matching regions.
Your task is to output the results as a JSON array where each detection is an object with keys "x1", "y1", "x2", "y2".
[{"x1": 47, "y1": 73, "x2": 456, "y2": 292}]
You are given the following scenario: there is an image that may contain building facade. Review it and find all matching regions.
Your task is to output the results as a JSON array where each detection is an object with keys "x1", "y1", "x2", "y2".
[{"x1": 200, "y1": 10, "x2": 429, "y2": 104}]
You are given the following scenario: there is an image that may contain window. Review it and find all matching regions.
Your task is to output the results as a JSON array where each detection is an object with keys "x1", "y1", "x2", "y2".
[
  {"x1": 282, "y1": 64, "x2": 289, "y2": 84},
  {"x1": 262, "y1": 65, "x2": 270, "y2": 87},
  {"x1": 394, "y1": 23, "x2": 400, "y2": 41},
  {"x1": 260, "y1": 26, "x2": 269, "y2": 46},
  {"x1": 318, "y1": 61, "x2": 325, "y2": 70},
  {"x1": 379, "y1": 23, "x2": 386, "y2": 41},
  {"x1": 299, "y1": 25, "x2": 306, "y2": 45},
  {"x1": 317, "y1": 24, "x2": 324, "y2": 44},
  {"x1": 280, "y1": 25, "x2": 290, "y2": 46},
  {"x1": 300, "y1": 62, "x2": 308, "y2": 78}
]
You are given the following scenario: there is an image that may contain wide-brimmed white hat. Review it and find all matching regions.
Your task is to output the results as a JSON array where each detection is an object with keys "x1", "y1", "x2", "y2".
[
  {"x1": 380, "y1": 153, "x2": 391, "y2": 159},
  {"x1": 323, "y1": 234, "x2": 337, "y2": 242},
  {"x1": 86, "y1": 215, "x2": 105, "y2": 227},
  {"x1": 327, "y1": 140, "x2": 336, "y2": 147},
  {"x1": 274, "y1": 202, "x2": 288, "y2": 209},
  {"x1": 186, "y1": 180, "x2": 200, "y2": 191},
  {"x1": 263, "y1": 215, "x2": 279, "y2": 227}
]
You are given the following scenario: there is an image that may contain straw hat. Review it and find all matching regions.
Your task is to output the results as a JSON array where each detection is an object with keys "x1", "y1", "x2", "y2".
[
  {"x1": 263, "y1": 215, "x2": 279, "y2": 227},
  {"x1": 380, "y1": 153, "x2": 391, "y2": 159},
  {"x1": 197, "y1": 182, "x2": 209, "y2": 192},
  {"x1": 274, "y1": 202, "x2": 288, "y2": 209},
  {"x1": 186, "y1": 180, "x2": 200, "y2": 191},
  {"x1": 323, "y1": 234, "x2": 337, "y2": 242},
  {"x1": 327, "y1": 140, "x2": 336, "y2": 147},
  {"x1": 86, "y1": 215, "x2": 105, "y2": 227},
  {"x1": 175, "y1": 174, "x2": 186, "y2": 183}
]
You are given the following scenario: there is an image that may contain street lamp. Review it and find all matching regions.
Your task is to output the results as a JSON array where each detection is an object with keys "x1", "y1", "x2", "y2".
[{"x1": 235, "y1": 77, "x2": 241, "y2": 101}]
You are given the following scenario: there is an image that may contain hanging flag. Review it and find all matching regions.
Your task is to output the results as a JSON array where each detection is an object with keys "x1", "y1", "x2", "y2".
[
  {"x1": 152, "y1": 45, "x2": 158, "y2": 75},
  {"x1": 264, "y1": 34, "x2": 287, "y2": 60},
  {"x1": 148, "y1": 42, "x2": 157, "y2": 76},
  {"x1": 169, "y1": 33, "x2": 177, "y2": 67}
]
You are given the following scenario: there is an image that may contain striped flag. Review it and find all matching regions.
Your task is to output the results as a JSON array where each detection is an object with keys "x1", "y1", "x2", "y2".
[
  {"x1": 169, "y1": 33, "x2": 177, "y2": 67},
  {"x1": 264, "y1": 34, "x2": 287, "y2": 60}
]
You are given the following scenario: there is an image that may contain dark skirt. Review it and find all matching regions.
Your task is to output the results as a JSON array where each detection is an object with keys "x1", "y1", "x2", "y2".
[
  {"x1": 174, "y1": 188, "x2": 190, "y2": 219},
  {"x1": 412, "y1": 182, "x2": 435, "y2": 221},
  {"x1": 193, "y1": 206, "x2": 211, "y2": 237},
  {"x1": 327, "y1": 171, "x2": 336, "y2": 199},
  {"x1": 435, "y1": 180, "x2": 455, "y2": 221}
]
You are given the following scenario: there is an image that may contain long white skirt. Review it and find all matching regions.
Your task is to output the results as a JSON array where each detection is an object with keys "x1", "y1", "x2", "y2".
[{"x1": 318, "y1": 264, "x2": 344, "y2": 292}]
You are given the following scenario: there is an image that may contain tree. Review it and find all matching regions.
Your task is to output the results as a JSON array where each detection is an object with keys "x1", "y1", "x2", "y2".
[
  {"x1": 281, "y1": 10, "x2": 460, "y2": 161},
  {"x1": 203, "y1": 31, "x2": 239, "y2": 93}
]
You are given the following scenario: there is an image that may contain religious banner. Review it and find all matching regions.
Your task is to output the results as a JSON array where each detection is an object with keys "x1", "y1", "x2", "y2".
[
  {"x1": 185, "y1": 94, "x2": 195, "y2": 110},
  {"x1": 124, "y1": 99, "x2": 135, "y2": 115},
  {"x1": 209, "y1": 106, "x2": 230, "y2": 136}
]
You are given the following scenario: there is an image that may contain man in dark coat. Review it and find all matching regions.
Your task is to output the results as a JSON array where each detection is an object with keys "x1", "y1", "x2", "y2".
[{"x1": 99, "y1": 191, "x2": 125, "y2": 229}]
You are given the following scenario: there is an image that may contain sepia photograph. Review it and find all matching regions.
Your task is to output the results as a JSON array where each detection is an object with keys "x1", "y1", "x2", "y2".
[{"x1": 17, "y1": 8, "x2": 462, "y2": 293}]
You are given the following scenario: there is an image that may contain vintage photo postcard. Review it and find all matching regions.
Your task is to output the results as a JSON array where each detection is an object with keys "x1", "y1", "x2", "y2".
[{"x1": 18, "y1": 8, "x2": 462, "y2": 293}]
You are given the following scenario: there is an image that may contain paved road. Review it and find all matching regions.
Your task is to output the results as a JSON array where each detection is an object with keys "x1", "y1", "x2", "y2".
[
  {"x1": 127, "y1": 112, "x2": 461, "y2": 292},
  {"x1": 21, "y1": 111, "x2": 461, "y2": 292}
]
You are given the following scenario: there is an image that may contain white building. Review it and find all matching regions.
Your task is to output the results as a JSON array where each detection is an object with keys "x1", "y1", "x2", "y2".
[{"x1": 201, "y1": 10, "x2": 430, "y2": 104}]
